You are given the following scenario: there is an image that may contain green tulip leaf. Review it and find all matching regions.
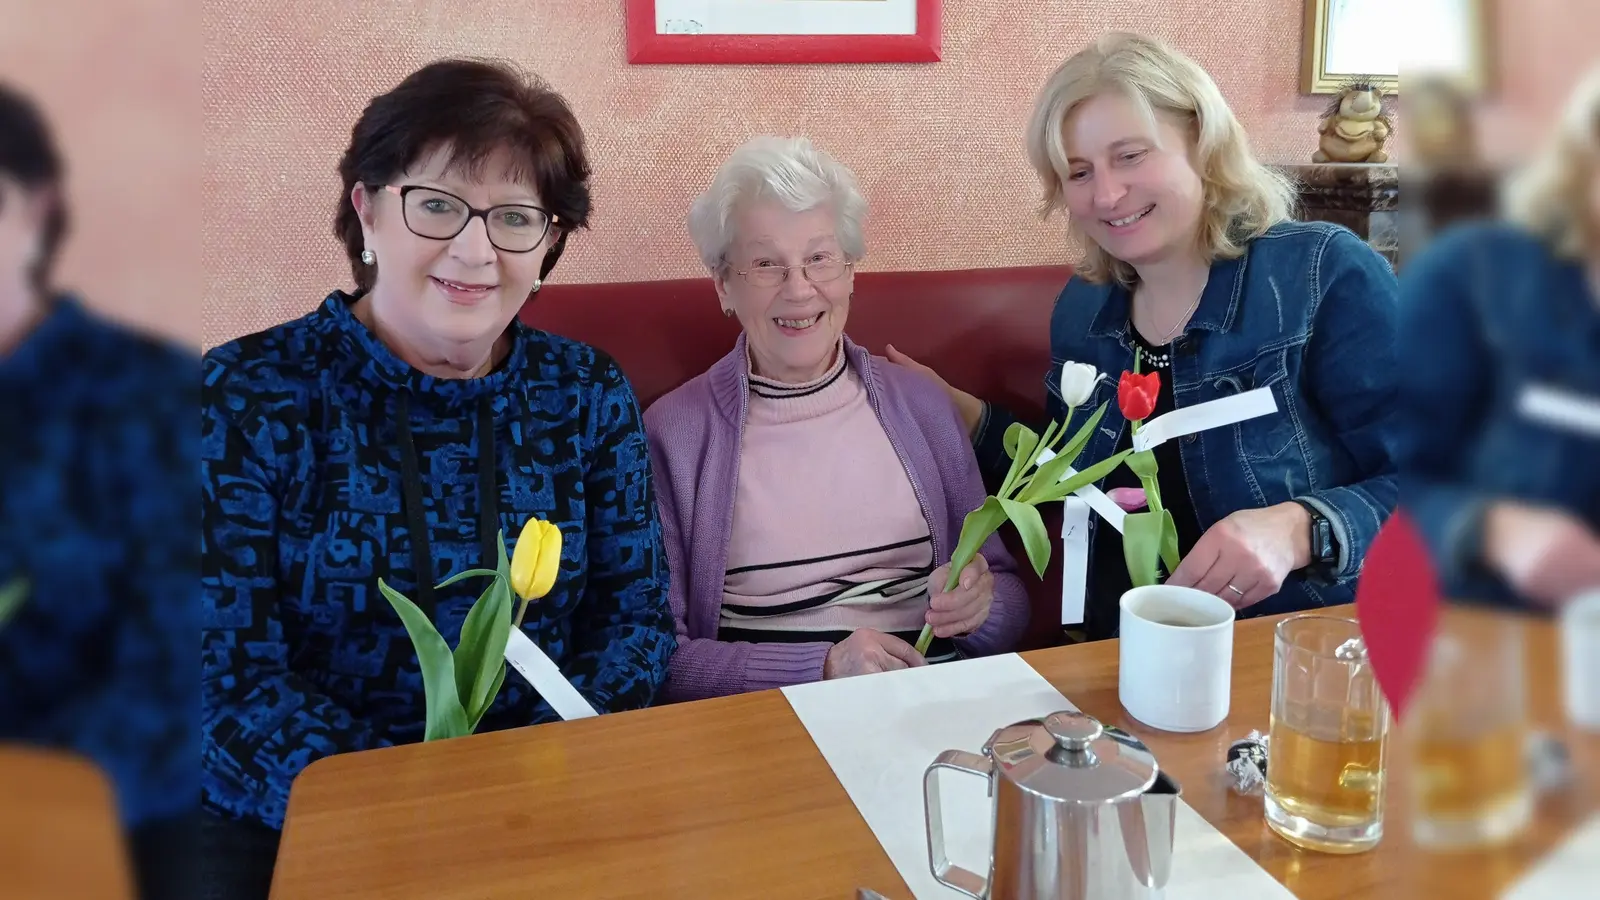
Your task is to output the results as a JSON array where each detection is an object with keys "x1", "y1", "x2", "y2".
[
  {"x1": 453, "y1": 574, "x2": 514, "y2": 729},
  {"x1": 917, "y1": 496, "x2": 1010, "y2": 657},
  {"x1": 1057, "y1": 400, "x2": 1110, "y2": 466},
  {"x1": 433, "y1": 568, "x2": 503, "y2": 590},
  {"x1": 1159, "y1": 509, "x2": 1181, "y2": 575},
  {"x1": 1123, "y1": 512, "x2": 1164, "y2": 589},
  {"x1": 1018, "y1": 404, "x2": 1117, "y2": 504},
  {"x1": 1033, "y1": 449, "x2": 1133, "y2": 504},
  {"x1": 467, "y1": 657, "x2": 507, "y2": 733},
  {"x1": 0, "y1": 578, "x2": 27, "y2": 631},
  {"x1": 998, "y1": 498, "x2": 1051, "y2": 578},
  {"x1": 1002, "y1": 422, "x2": 1039, "y2": 461},
  {"x1": 950, "y1": 497, "x2": 1007, "y2": 581},
  {"x1": 999, "y1": 424, "x2": 1040, "y2": 499},
  {"x1": 1126, "y1": 448, "x2": 1159, "y2": 480},
  {"x1": 379, "y1": 578, "x2": 470, "y2": 741}
]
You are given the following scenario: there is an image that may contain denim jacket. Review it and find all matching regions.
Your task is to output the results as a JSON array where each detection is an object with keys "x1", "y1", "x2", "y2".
[
  {"x1": 977, "y1": 221, "x2": 1401, "y2": 617},
  {"x1": 1397, "y1": 223, "x2": 1600, "y2": 607}
]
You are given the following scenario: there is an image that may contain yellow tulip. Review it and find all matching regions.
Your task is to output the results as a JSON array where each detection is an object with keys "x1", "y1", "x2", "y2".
[{"x1": 510, "y1": 517, "x2": 562, "y2": 603}]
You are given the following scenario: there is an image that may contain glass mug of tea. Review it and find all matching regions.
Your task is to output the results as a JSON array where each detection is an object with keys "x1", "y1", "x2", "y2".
[
  {"x1": 1264, "y1": 614, "x2": 1390, "y2": 853},
  {"x1": 1402, "y1": 611, "x2": 1532, "y2": 847}
]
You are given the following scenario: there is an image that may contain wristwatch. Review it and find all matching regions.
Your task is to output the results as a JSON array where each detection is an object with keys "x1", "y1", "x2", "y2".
[{"x1": 1295, "y1": 500, "x2": 1338, "y2": 571}]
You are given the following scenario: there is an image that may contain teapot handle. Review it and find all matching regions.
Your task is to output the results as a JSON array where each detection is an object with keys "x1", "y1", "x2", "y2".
[{"x1": 923, "y1": 750, "x2": 994, "y2": 900}]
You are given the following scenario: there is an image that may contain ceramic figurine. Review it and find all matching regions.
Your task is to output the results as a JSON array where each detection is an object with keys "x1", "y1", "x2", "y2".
[{"x1": 1315, "y1": 80, "x2": 1394, "y2": 164}]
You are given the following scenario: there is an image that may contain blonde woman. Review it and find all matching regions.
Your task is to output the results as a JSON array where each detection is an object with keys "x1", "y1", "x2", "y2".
[
  {"x1": 1398, "y1": 65, "x2": 1600, "y2": 611},
  {"x1": 890, "y1": 32, "x2": 1399, "y2": 639}
]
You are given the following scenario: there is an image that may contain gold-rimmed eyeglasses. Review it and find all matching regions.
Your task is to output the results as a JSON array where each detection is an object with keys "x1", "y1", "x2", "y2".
[{"x1": 734, "y1": 256, "x2": 853, "y2": 288}]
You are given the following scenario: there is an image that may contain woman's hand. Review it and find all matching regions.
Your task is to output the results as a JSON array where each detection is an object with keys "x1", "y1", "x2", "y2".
[
  {"x1": 823, "y1": 629, "x2": 928, "y2": 679},
  {"x1": 926, "y1": 553, "x2": 996, "y2": 638},
  {"x1": 1484, "y1": 501, "x2": 1600, "y2": 608},
  {"x1": 1167, "y1": 502, "x2": 1312, "y2": 609},
  {"x1": 885, "y1": 345, "x2": 984, "y2": 438}
]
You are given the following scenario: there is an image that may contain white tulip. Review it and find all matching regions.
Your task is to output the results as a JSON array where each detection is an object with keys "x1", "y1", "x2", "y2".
[{"x1": 1058, "y1": 361, "x2": 1103, "y2": 407}]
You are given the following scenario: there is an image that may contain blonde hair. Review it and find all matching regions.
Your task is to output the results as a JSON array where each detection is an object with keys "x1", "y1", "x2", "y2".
[
  {"x1": 1025, "y1": 32, "x2": 1295, "y2": 287},
  {"x1": 1504, "y1": 64, "x2": 1600, "y2": 260}
]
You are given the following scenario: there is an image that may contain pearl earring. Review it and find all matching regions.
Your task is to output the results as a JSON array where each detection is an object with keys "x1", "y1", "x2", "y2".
[
  {"x1": 360, "y1": 249, "x2": 376, "y2": 265},
  {"x1": 723, "y1": 307, "x2": 733, "y2": 318},
  {"x1": 532, "y1": 278, "x2": 542, "y2": 292}
]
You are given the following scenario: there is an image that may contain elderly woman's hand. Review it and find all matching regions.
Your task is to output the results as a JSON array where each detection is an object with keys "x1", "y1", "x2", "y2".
[
  {"x1": 824, "y1": 629, "x2": 928, "y2": 679},
  {"x1": 925, "y1": 553, "x2": 996, "y2": 638}
]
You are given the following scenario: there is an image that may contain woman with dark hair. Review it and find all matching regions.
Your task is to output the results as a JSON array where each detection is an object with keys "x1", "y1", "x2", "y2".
[
  {"x1": 0, "y1": 82, "x2": 197, "y2": 898},
  {"x1": 200, "y1": 59, "x2": 674, "y2": 895}
]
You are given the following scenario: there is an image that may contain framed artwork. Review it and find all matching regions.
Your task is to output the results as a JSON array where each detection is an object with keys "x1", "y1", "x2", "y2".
[
  {"x1": 626, "y1": 0, "x2": 942, "y2": 65},
  {"x1": 1302, "y1": 0, "x2": 1491, "y2": 95}
]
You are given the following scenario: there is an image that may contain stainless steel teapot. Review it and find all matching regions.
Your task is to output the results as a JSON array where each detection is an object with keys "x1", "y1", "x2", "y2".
[{"x1": 923, "y1": 710, "x2": 1181, "y2": 900}]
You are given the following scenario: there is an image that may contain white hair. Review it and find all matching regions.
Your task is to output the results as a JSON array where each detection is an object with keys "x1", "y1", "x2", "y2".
[{"x1": 686, "y1": 135, "x2": 868, "y2": 273}]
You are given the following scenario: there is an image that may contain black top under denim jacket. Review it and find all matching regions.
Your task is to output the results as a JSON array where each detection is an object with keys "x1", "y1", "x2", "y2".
[
  {"x1": 976, "y1": 221, "x2": 1402, "y2": 634},
  {"x1": 1087, "y1": 328, "x2": 1206, "y2": 638},
  {"x1": 1398, "y1": 222, "x2": 1600, "y2": 609}
]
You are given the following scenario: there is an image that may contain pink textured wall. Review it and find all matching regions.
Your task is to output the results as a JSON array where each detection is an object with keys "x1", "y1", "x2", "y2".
[{"x1": 200, "y1": 1, "x2": 1339, "y2": 348}]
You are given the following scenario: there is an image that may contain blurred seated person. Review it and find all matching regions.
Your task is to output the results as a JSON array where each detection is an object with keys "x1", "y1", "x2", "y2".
[
  {"x1": 1398, "y1": 64, "x2": 1600, "y2": 610},
  {"x1": 645, "y1": 136, "x2": 1030, "y2": 700},
  {"x1": 0, "y1": 82, "x2": 197, "y2": 899}
]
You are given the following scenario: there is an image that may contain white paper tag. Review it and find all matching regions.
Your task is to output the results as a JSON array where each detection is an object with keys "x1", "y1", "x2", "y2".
[
  {"x1": 1033, "y1": 448, "x2": 1127, "y2": 533},
  {"x1": 1031, "y1": 447, "x2": 1122, "y2": 627},
  {"x1": 504, "y1": 628, "x2": 597, "y2": 720},
  {"x1": 1132, "y1": 387, "x2": 1279, "y2": 453},
  {"x1": 1517, "y1": 383, "x2": 1600, "y2": 439},
  {"x1": 1060, "y1": 498, "x2": 1091, "y2": 625}
]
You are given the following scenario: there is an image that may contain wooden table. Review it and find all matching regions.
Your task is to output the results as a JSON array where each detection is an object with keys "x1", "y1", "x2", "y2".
[
  {"x1": 0, "y1": 745, "x2": 135, "y2": 900},
  {"x1": 273, "y1": 606, "x2": 1598, "y2": 899}
]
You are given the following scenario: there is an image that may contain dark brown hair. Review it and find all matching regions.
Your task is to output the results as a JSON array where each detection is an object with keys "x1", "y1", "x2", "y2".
[
  {"x1": 0, "y1": 81, "x2": 68, "y2": 293},
  {"x1": 334, "y1": 58, "x2": 592, "y2": 292}
]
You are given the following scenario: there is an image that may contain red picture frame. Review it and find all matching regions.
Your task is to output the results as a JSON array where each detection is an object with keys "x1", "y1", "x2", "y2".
[{"x1": 626, "y1": 0, "x2": 942, "y2": 65}]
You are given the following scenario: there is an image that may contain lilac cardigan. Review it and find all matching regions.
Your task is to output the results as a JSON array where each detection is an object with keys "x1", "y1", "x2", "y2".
[{"x1": 642, "y1": 334, "x2": 1031, "y2": 702}]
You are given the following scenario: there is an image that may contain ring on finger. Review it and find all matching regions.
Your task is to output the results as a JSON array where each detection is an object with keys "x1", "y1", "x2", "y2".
[{"x1": 1226, "y1": 584, "x2": 1245, "y2": 597}]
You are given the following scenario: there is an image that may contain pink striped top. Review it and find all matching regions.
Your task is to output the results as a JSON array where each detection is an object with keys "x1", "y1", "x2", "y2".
[{"x1": 719, "y1": 343, "x2": 938, "y2": 651}]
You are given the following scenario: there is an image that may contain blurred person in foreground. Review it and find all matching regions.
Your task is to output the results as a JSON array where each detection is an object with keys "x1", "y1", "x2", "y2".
[
  {"x1": 1399, "y1": 64, "x2": 1600, "y2": 611},
  {"x1": 0, "y1": 83, "x2": 197, "y2": 897},
  {"x1": 645, "y1": 136, "x2": 1029, "y2": 700},
  {"x1": 201, "y1": 59, "x2": 673, "y2": 897},
  {"x1": 891, "y1": 32, "x2": 1400, "y2": 638}
]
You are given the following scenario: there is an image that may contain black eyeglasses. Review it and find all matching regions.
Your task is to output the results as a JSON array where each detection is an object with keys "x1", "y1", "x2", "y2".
[{"x1": 380, "y1": 184, "x2": 558, "y2": 253}]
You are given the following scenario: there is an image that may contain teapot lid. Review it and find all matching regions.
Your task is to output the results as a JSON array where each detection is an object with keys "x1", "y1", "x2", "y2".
[{"x1": 985, "y1": 710, "x2": 1159, "y2": 803}]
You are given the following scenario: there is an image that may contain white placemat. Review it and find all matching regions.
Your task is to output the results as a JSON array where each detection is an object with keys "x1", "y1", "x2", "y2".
[
  {"x1": 780, "y1": 654, "x2": 1295, "y2": 899},
  {"x1": 1502, "y1": 812, "x2": 1600, "y2": 900}
]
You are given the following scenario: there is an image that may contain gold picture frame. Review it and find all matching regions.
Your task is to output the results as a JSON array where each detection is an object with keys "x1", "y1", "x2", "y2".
[{"x1": 1301, "y1": 0, "x2": 1491, "y2": 95}]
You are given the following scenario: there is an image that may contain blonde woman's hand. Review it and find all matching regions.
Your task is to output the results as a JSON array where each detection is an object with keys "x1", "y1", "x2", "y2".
[{"x1": 885, "y1": 344, "x2": 984, "y2": 438}]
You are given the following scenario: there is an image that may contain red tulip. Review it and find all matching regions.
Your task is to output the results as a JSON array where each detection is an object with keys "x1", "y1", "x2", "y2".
[{"x1": 1118, "y1": 370, "x2": 1160, "y2": 422}]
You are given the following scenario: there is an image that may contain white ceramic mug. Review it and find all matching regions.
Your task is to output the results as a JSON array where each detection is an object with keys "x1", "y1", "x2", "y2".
[
  {"x1": 1561, "y1": 589, "x2": 1600, "y2": 733},
  {"x1": 1118, "y1": 585, "x2": 1236, "y2": 732}
]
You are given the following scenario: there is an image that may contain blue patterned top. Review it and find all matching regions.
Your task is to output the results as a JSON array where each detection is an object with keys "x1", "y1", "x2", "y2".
[
  {"x1": 201, "y1": 292, "x2": 674, "y2": 830},
  {"x1": 0, "y1": 296, "x2": 198, "y2": 828}
]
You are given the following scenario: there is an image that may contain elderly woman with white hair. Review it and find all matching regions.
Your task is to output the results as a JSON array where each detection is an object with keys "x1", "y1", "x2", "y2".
[
  {"x1": 643, "y1": 135, "x2": 1030, "y2": 700},
  {"x1": 1398, "y1": 64, "x2": 1600, "y2": 611}
]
